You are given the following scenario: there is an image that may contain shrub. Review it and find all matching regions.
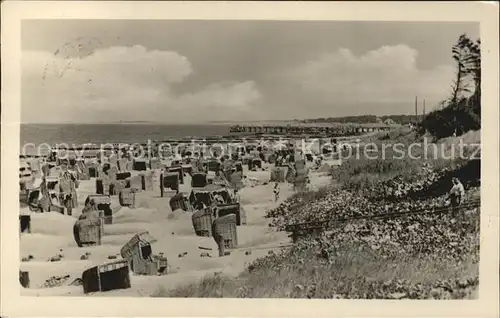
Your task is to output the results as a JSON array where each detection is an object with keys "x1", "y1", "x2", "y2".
[{"x1": 420, "y1": 101, "x2": 480, "y2": 140}]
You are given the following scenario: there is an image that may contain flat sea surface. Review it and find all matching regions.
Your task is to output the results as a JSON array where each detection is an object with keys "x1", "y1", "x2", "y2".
[{"x1": 21, "y1": 124, "x2": 232, "y2": 149}]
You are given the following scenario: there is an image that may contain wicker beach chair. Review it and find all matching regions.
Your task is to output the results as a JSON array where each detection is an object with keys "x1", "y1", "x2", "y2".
[
  {"x1": 182, "y1": 164, "x2": 193, "y2": 176},
  {"x1": 270, "y1": 167, "x2": 286, "y2": 182},
  {"x1": 160, "y1": 172, "x2": 180, "y2": 197},
  {"x1": 191, "y1": 172, "x2": 208, "y2": 188},
  {"x1": 82, "y1": 260, "x2": 131, "y2": 294},
  {"x1": 120, "y1": 232, "x2": 167, "y2": 276},
  {"x1": 212, "y1": 214, "x2": 238, "y2": 249},
  {"x1": 119, "y1": 188, "x2": 136, "y2": 208},
  {"x1": 169, "y1": 193, "x2": 193, "y2": 212},
  {"x1": 229, "y1": 171, "x2": 244, "y2": 190},
  {"x1": 149, "y1": 158, "x2": 161, "y2": 170},
  {"x1": 116, "y1": 172, "x2": 132, "y2": 181},
  {"x1": 167, "y1": 166, "x2": 184, "y2": 184},
  {"x1": 214, "y1": 203, "x2": 242, "y2": 226},
  {"x1": 73, "y1": 217, "x2": 102, "y2": 247},
  {"x1": 86, "y1": 194, "x2": 113, "y2": 225},
  {"x1": 19, "y1": 271, "x2": 30, "y2": 288},
  {"x1": 133, "y1": 159, "x2": 147, "y2": 171},
  {"x1": 128, "y1": 175, "x2": 143, "y2": 191},
  {"x1": 192, "y1": 208, "x2": 214, "y2": 237},
  {"x1": 118, "y1": 158, "x2": 130, "y2": 172},
  {"x1": 96, "y1": 177, "x2": 111, "y2": 195},
  {"x1": 19, "y1": 215, "x2": 31, "y2": 233},
  {"x1": 140, "y1": 171, "x2": 153, "y2": 191}
]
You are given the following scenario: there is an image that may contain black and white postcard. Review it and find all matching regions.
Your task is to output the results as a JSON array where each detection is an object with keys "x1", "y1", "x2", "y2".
[{"x1": 1, "y1": 1, "x2": 499, "y2": 317}]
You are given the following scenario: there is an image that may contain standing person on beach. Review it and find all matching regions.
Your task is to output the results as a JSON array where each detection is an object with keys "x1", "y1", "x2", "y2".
[
  {"x1": 80, "y1": 199, "x2": 99, "y2": 220},
  {"x1": 193, "y1": 199, "x2": 205, "y2": 210},
  {"x1": 233, "y1": 189, "x2": 240, "y2": 203},
  {"x1": 273, "y1": 182, "x2": 280, "y2": 202},
  {"x1": 213, "y1": 193, "x2": 225, "y2": 205},
  {"x1": 275, "y1": 152, "x2": 282, "y2": 167}
]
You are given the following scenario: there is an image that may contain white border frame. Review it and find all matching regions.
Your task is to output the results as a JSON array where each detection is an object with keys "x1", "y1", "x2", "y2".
[{"x1": 2, "y1": 1, "x2": 499, "y2": 317}]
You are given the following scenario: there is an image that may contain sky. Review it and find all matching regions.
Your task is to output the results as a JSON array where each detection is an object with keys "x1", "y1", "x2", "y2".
[{"x1": 21, "y1": 20, "x2": 479, "y2": 124}]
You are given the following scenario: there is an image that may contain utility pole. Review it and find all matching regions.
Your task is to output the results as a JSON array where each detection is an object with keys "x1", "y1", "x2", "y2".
[
  {"x1": 415, "y1": 96, "x2": 418, "y2": 124},
  {"x1": 422, "y1": 99, "x2": 426, "y2": 120}
]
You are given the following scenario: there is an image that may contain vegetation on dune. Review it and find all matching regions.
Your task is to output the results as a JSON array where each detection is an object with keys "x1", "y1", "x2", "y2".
[
  {"x1": 332, "y1": 129, "x2": 480, "y2": 191},
  {"x1": 156, "y1": 239, "x2": 478, "y2": 299}
]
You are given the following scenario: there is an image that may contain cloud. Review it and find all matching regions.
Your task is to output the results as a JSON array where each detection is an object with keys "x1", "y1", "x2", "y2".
[
  {"x1": 173, "y1": 81, "x2": 261, "y2": 117},
  {"x1": 286, "y1": 44, "x2": 455, "y2": 107},
  {"x1": 22, "y1": 45, "x2": 261, "y2": 123},
  {"x1": 22, "y1": 43, "x2": 458, "y2": 123}
]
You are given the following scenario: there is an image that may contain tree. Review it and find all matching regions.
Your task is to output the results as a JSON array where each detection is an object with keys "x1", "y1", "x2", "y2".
[
  {"x1": 450, "y1": 35, "x2": 481, "y2": 114},
  {"x1": 450, "y1": 34, "x2": 471, "y2": 106},
  {"x1": 463, "y1": 38, "x2": 481, "y2": 116},
  {"x1": 420, "y1": 34, "x2": 481, "y2": 140}
]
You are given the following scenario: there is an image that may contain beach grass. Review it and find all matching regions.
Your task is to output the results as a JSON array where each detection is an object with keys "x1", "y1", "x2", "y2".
[{"x1": 152, "y1": 243, "x2": 478, "y2": 298}]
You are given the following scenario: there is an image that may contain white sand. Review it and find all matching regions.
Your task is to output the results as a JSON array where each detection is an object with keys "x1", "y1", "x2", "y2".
[{"x1": 20, "y1": 163, "x2": 331, "y2": 296}]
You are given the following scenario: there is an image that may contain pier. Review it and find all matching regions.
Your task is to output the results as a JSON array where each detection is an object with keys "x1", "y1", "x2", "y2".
[{"x1": 229, "y1": 123, "x2": 395, "y2": 136}]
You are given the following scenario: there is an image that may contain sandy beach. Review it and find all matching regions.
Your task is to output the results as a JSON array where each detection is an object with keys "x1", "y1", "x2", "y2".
[{"x1": 20, "y1": 161, "x2": 332, "y2": 296}]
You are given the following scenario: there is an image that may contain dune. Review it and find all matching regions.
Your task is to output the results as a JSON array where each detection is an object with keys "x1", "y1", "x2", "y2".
[{"x1": 20, "y1": 162, "x2": 326, "y2": 296}]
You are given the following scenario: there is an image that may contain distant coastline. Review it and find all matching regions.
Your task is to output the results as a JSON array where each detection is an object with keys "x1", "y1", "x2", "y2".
[{"x1": 21, "y1": 113, "x2": 416, "y2": 126}]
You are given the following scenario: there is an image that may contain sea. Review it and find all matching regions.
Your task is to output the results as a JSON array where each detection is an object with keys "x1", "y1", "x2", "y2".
[{"x1": 20, "y1": 123, "x2": 232, "y2": 150}]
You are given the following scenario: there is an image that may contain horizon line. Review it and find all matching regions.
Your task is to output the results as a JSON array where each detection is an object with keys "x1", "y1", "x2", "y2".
[{"x1": 20, "y1": 113, "x2": 419, "y2": 125}]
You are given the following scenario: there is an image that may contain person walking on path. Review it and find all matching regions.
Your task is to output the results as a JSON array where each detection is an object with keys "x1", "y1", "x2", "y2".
[
  {"x1": 273, "y1": 182, "x2": 280, "y2": 202},
  {"x1": 449, "y1": 177, "x2": 465, "y2": 215}
]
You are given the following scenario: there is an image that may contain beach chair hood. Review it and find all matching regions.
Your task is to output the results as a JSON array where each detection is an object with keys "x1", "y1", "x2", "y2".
[
  {"x1": 120, "y1": 231, "x2": 158, "y2": 259},
  {"x1": 86, "y1": 194, "x2": 111, "y2": 206}
]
